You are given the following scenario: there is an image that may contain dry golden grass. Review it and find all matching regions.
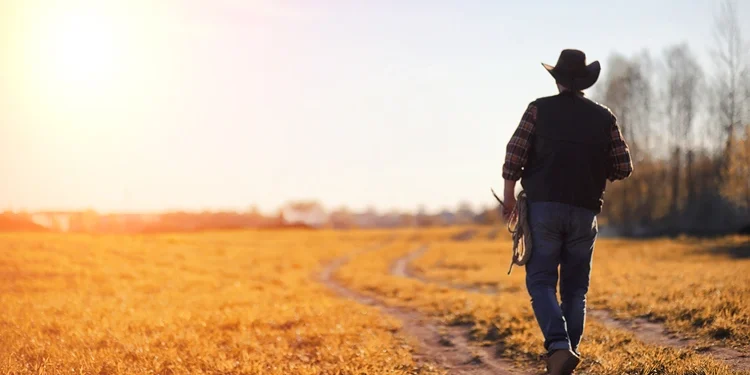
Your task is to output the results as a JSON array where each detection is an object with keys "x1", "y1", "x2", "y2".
[
  {"x1": 591, "y1": 236, "x2": 750, "y2": 348},
  {"x1": 411, "y1": 232, "x2": 750, "y2": 350},
  {"x1": 0, "y1": 230, "x2": 445, "y2": 375},
  {"x1": 2, "y1": 227, "x2": 748, "y2": 375},
  {"x1": 336, "y1": 228, "x2": 748, "y2": 374}
]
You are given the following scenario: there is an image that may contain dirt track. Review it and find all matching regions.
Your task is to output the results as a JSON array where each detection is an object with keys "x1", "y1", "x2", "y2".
[
  {"x1": 318, "y1": 242, "x2": 533, "y2": 375},
  {"x1": 391, "y1": 246, "x2": 750, "y2": 372}
]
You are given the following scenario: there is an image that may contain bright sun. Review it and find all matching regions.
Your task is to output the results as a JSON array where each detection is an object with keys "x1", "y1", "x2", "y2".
[
  {"x1": 50, "y1": 11, "x2": 119, "y2": 83},
  {"x1": 19, "y1": 2, "x2": 129, "y2": 96},
  {"x1": 44, "y1": 8, "x2": 122, "y2": 88}
]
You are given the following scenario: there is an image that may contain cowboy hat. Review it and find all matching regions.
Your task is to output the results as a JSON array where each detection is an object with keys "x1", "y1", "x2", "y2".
[{"x1": 542, "y1": 49, "x2": 601, "y2": 91}]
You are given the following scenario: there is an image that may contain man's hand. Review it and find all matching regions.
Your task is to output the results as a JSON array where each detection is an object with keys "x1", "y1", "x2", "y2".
[{"x1": 503, "y1": 179, "x2": 517, "y2": 221}]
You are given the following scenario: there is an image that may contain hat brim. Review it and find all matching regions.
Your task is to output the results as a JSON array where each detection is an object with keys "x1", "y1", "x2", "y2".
[{"x1": 542, "y1": 61, "x2": 601, "y2": 91}]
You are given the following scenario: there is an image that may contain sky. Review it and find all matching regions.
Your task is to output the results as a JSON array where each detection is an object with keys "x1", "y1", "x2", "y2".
[{"x1": 1, "y1": 0, "x2": 748, "y2": 215}]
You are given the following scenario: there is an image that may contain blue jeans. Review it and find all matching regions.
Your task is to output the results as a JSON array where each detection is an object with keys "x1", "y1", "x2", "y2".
[{"x1": 525, "y1": 201, "x2": 598, "y2": 355}]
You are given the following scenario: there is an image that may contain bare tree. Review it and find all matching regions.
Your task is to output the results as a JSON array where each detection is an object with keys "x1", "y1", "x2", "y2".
[
  {"x1": 662, "y1": 43, "x2": 704, "y2": 220},
  {"x1": 711, "y1": 0, "x2": 748, "y2": 175},
  {"x1": 597, "y1": 52, "x2": 654, "y2": 233}
]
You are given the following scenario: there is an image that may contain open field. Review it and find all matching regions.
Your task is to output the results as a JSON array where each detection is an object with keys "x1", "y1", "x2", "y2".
[
  {"x1": 0, "y1": 230, "x2": 444, "y2": 375},
  {"x1": 1, "y1": 228, "x2": 749, "y2": 374},
  {"x1": 410, "y1": 233, "x2": 750, "y2": 351},
  {"x1": 336, "y1": 230, "x2": 750, "y2": 374}
]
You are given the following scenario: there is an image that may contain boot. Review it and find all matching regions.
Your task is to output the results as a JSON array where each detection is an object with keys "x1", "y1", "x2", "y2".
[{"x1": 546, "y1": 349, "x2": 580, "y2": 375}]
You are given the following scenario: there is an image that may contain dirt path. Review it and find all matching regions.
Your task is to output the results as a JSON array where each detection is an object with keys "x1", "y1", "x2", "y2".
[
  {"x1": 585, "y1": 311, "x2": 750, "y2": 371},
  {"x1": 319, "y1": 243, "x2": 533, "y2": 375},
  {"x1": 392, "y1": 246, "x2": 489, "y2": 294},
  {"x1": 391, "y1": 247, "x2": 750, "y2": 372}
]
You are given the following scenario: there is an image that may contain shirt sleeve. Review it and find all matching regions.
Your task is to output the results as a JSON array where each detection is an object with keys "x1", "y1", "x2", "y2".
[
  {"x1": 502, "y1": 103, "x2": 537, "y2": 181},
  {"x1": 607, "y1": 115, "x2": 634, "y2": 181}
]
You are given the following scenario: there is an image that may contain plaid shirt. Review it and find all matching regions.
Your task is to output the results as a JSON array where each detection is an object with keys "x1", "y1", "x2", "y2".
[{"x1": 502, "y1": 102, "x2": 633, "y2": 182}]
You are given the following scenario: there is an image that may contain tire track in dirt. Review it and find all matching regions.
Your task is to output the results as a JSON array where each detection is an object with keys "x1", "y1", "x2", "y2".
[
  {"x1": 585, "y1": 311, "x2": 750, "y2": 371},
  {"x1": 391, "y1": 246, "x2": 750, "y2": 372},
  {"x1": 319, "y1": 242, "x2": 533, "y2": 375}
]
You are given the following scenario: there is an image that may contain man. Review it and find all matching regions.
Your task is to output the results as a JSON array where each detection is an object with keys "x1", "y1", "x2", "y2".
[{"x1": 501, "y1": 49, "x2": 633, "y2": 375}]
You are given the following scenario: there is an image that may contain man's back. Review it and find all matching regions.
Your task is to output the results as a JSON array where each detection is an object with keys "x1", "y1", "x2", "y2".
[
  {"x1": 521, "y1": 92, "x2": 615, "y2": 214},
  {"x1": 502, "y1": 92, "x2": 632, "y2": 215}
]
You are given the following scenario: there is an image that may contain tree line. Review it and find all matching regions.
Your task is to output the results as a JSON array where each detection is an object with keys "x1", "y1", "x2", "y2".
[{"x1": 593, "y1": 0, "x2": 750, "y2": 236}]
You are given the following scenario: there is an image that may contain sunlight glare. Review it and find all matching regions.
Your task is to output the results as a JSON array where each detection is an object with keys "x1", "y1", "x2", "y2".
[{"x1": 44, "y1": 8, "x2": 122, "y2": 88}]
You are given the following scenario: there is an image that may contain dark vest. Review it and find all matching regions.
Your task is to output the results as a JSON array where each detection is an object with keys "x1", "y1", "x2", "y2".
[{"x1": 521, "y1": 92, "x2": 613, "y2": 214}]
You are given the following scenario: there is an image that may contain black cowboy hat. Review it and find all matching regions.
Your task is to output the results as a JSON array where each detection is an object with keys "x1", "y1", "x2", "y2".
[{"x1": 542, "y1": 49, "x2": 601, "y2": 91}]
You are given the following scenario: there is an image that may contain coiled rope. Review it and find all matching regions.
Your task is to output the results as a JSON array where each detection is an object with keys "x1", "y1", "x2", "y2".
[{"x1": 491, "y1": 188, "x2": 532, "y2": 275}]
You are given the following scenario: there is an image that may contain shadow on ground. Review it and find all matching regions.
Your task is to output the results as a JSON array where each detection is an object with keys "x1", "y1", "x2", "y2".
[{"x1": 698, "y1": 239, "x2": 750, "y2": 259}]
